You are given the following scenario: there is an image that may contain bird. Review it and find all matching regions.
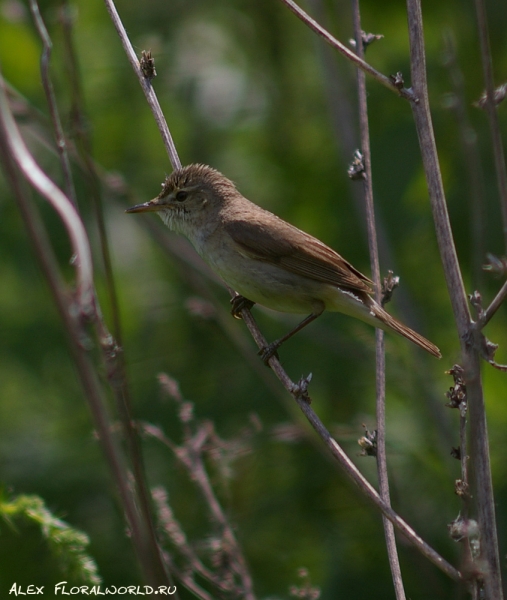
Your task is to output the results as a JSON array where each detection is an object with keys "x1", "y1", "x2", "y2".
[{"x1": 126, "y1": 163, "x2": 441, "y2": 362}]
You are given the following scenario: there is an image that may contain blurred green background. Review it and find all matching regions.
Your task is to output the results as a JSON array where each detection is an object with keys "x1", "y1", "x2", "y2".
[{"x1": 1, "y1": 0, "x2": 507, "y2": 597}]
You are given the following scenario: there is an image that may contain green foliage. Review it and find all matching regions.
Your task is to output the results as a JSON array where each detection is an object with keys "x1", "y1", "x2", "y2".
[{"x1": 0, "y1": 493, "x2": 101, "y2": 586}]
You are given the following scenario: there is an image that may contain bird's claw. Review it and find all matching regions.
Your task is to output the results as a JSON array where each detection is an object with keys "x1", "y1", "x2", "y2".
[
  {"x1": 258, "y1": 343, "x2": 280, "y2": 365},
  {"x1": 230, "y1": 294, "x2": 255, "y2": 319}
]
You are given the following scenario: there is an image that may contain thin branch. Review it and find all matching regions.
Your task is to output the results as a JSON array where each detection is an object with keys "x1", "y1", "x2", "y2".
[
  {"x1": 277, "y1": 0, "x2": 417, "y2": 101},
  {"x1": 102, "y1": 0, "x2": 181, "y2": 170},
  {"x1": 146, "y1": 421, "x2": 256, "y2": 600},
  {"x1": 405, "y1": 1, "x2": 502, "y2": 598},
  {"x1": 153, "y1": 487, "x2": 234, "y2": 593},
  {"x1": 129, "y1": 209, "x2": 378, "y2": 476},
  {"x1": 351, "y1": 4, "x2": 406, "y2": 598},
  {"x1": 474, "y1": 0, "x2": 507, "y2": 252},
  {"x1": 236, "y1": 305, "x2": 460, "y2": 583},
  {"x1": 180, "y1": 443, "x2": 255, "y2": 599},
  {"x1": 163, "y1": 553, "x2": 214, "y2": 600},
  {"x1": 28, "y1": 0, "x2": 77, "y2": 207},
  {"x1": 478, "y1": 279, "x2": 507, "y2": 328},
  {"x1": 0, "y1": 73, "x2": 94, "y2": 315}
]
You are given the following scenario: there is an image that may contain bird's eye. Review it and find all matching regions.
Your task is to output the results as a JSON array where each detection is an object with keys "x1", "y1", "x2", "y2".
[{"x1": 175, "y1": 190, "x2": 188, "y2": 202}]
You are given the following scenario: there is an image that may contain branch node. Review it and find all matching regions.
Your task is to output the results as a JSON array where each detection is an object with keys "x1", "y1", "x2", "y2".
[
  {"x1": 140, "y1": 50, "x2": 157, "y2": 80},
  {"x1": 455, "y1": 479, "x2": 471, "y2": 499},
  {"x1": 448, "y1": 514, "x2": 480, "y2": 558},
  {"x1": 445, "y1": 364, "x2": 467, "y2": 410},
  {"x1": 347, "y1": 150, "x2": 365, "y2": 180},
  {"x1": 468, "y1": 306, "x2": 507, "y2": 369},
  {"x1": 450, "y1": 446, "x2": 461, "y2": 460},
  {"x1": 291, "y1": 373, "x2": 313, "y2": 402},
  {"x1": 473, "y1": 82, "x2": 507, "y2": 109},
  {"x1": 469, "y1": 290, "x2": 485, "y2": 321},
  {"x1": 381, "y1": 270, "x2": 400, "y2": 307},
  {"x1": 349, "y1": 31, "x2": 384, "y2": 53},
  {"x1": 389, "y1": 71, "x2": 405, "y2": 90},
  {"x1": 358, "y1": 425, "x2": 377, "y2": 457},
  {"x1": 480, "y1": 336, "x2": 507, "y2": 370}
]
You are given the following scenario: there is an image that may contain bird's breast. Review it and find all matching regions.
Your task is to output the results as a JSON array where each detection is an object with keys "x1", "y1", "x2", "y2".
[{"x1": 202, "y1": 245, "x2": 322, "y2": 313}]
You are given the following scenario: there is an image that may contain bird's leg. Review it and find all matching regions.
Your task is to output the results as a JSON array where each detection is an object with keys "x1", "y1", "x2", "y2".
[
  {"x1": 259, "y1": 307, "x2": 323, "y2": 365},
  {"x1": 230, "y1": 294, "x2": 255, "y2": 319}
]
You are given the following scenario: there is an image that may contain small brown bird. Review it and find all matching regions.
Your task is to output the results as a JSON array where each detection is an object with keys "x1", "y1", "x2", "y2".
[{"x1": 126, "y1": 164, "x2": 441, "y2": 362}]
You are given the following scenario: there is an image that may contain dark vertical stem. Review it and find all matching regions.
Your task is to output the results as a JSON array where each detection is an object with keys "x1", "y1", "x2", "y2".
[
  {"x1": 405, "y1": 1, "x2": 502, "y2": 597},
  {"x1": 351, "y1": 4, "x2": 406, "y2": 599},
  {"x1": 29, "y1": 0, "x2": 77, "y2": 207},
  {"x1": 59, "y1": 4, "x2": 170, "y2": 588}
]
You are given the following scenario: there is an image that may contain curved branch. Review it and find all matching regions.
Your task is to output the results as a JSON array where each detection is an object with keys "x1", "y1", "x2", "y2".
[{"x1": 0, "y1": 72, "x2": 94, "y2": 315}]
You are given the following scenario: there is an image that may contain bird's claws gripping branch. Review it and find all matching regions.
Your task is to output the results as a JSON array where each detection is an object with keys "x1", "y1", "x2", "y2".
[{"x1": 230, "y1": 294, "x2": 255, "y2": 319}]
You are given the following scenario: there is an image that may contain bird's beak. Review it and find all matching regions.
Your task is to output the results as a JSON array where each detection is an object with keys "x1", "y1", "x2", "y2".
[{"x1": 125, "y1": 199, "x2": 165, "y2": 213}]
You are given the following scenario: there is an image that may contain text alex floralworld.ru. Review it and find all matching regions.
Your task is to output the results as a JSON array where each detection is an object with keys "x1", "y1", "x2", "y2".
[{"x1": 9, "y1": 582, "x2": 177, "y2": 596}]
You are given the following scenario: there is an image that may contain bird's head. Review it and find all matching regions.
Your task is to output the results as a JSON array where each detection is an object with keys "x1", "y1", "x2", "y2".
[{"x1": 126, "y1": 164, "x2": 237, "y2": 233}]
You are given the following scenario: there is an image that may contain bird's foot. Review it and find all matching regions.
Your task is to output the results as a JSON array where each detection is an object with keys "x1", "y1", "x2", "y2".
[
  {"x1": 258, "y1": 342, "x2": 280, "y2": 366},
  {"x1": 230, "y1": 294, "x2": 255, "y2": 319}
]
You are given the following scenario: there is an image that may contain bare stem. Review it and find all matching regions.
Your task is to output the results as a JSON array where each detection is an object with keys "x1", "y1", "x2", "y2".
[
  {"x1": 29, "y1": 0, "x2": 77, "y2": 207},
  {"x1": 102, "y1": 0, "x2": 181, "y2": 170},
  {"x1": 146, "y1": 422, "x2": 256, "y2": 600},
  {"x1": 351, "y1": 4, "x2": 406, "y2": 598},
  {"x1": 163, "y1": 553, "x2": 214, "y2": 600},
  {"x1": 183, "y1": 444, "x2": 255, "y2": 599},
  {"x1": 153, "y1": 486, "x2": 237, "y2": 594},
  {"x1": 0, "y1": 73, "x2": 93, "y2": 314},
  {"x1": 405, "y1": 1, "x2": 502, "y2": 597},
  {"x1": 236, "y1": 305, "x2": 460, "y2": 582},
  {"x1": 277, "y1": 0, "x2": 417, "y2": 101}
]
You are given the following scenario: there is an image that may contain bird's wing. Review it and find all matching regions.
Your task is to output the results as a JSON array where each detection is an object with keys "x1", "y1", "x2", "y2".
[{"x1": 224, "y1": 216, "x2": 373, "y2": 293}]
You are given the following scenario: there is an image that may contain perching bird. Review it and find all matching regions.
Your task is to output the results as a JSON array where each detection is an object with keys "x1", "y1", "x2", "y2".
[{"x1": 126, "y1": 164, "x2": 441, "y2": 362}]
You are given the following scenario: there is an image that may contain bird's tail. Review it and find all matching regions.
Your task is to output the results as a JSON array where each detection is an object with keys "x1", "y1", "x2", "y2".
[{"x1": 371, "y1": 303, "x2": 441, "y2": 358}]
